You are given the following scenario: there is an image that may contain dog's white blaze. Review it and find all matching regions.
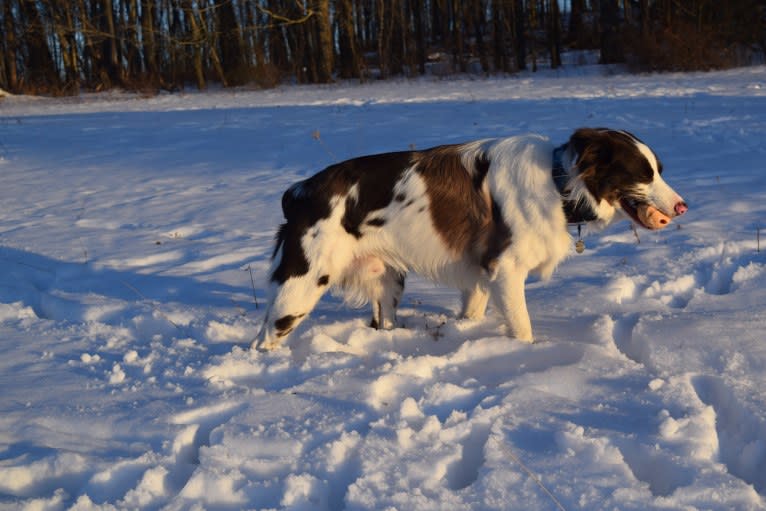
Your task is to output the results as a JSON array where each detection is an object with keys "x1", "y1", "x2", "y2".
[
  {"x1": 647, "y1": 172, "x2": 685, "y2": 217},
  {"x1": 632, "y1": 137, "x2": 660, "y2": 174},
  {"x1": 632, "y1": 139, "x2": 685, "y2": 217}
]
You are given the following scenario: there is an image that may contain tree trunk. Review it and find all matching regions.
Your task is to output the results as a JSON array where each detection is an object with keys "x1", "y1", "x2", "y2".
[
  {"x1": 528, "y1": 0, "x2": 537, "y2": 71},
  {"x1": 141, "y1": 0, "x2": 159, "y2": 85},
  {"x1": 600, "y1": 0, "x2": 624, "y2": 64},
  {"x1": 216, "y1": 0, "x2": 246, "y2": 85},
  {"x1": 186, "y1": 3, "x2": 207, "y2": 89},
  {"x1": 167, "y1": 1, "x2": 186, "y2": 89},
  {"x1": 492, "y1": 0, "x2": 507, "y2": 72},
  {"x1": 453, "y1": 0, "x2": 465, "y2": 72},
  {"x1": 639, "y1": 0, "x2": 649, "y2": 36},
  {"x1": 65, "y1": 4, "x2": 80, "y2": 85},
  {"x1": 377, "y1": 0, "x2": 390, "y2": 78},
  {"x1": 337, "y1": 0, "x2": 361, "y2": 78},
  {"x1": 316, "y1": 0, "x2": 334, "y2": 82},
  {"x1": 474, "y1": 0, "x2": 489, "y2": 73},
  {"x1": 390, "y1": 0, "x2": 405, "y2": 75},
  {"x1": 3, "y1": 0, "x2": 20, "y2": 91},
  {"x1": 411, "y1": 0, "x2": 426, "y2": 74},
  {"x1": 549, "y1": 0, "x2": 562, "y2": 68},
  {"x1": 100, "y1": 0, "x2": 122, "y2": 86},
  {"x1": 20, "y1": 0, "x2": 60, "y2": 90},
  {"x1": 569, "y1": 0, "x2": 585, "y2": 46},
  {"x1": 513, "y1": 0, "x2": 526, "y2": 71},
  {"x1": 267, "y1": 1, "x2": 289, "y2": 73},
  {"x1": 126, "y1": 0, "x2": 141, "y2": 83}
]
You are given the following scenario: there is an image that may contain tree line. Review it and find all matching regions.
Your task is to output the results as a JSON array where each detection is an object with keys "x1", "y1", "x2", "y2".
[{"x1": 1, "y1": 0, "x2": 764, "y2": 95}]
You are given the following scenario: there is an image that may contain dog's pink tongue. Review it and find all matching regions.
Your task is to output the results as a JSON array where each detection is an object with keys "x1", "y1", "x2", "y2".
[{"x1": 637, "y1": 204, "x2": 671, "y2": 229}]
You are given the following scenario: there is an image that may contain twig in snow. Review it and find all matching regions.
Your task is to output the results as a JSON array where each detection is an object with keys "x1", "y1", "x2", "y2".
[
  {"x1": 77, "y1": 238, "x2": 89, "y2": 264},
  {"x1": 246, "y1": 265, "x2": 259, "y2": 309},
  {"x1": 312, "y1": 130, "x2": 337, "y2": 161},
  {"x1": 424, "y1": 316, "x2": 445, "y2": 340},
  {"x1": 119, "y1": 280, "x2": 183, "y2": 331},
  {"x1": 500, "y1": 440, "x2": 567, "y2": 511}
]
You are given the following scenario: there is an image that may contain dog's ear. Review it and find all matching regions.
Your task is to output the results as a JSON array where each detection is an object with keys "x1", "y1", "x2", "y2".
[
  {"x1": 569, "y1": 128, "x2": 622, "y2": 203},
  {"x1": 570, "y1": 128, "x2": 613, "y2": 174}
]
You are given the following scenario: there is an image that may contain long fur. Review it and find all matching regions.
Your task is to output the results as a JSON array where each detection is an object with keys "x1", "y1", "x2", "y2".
[{"x1": 254, "y1": 128, "x2": 687, "y2": 350}]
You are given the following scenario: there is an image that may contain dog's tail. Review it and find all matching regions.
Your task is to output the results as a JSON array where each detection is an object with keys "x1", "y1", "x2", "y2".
[
  {"x1": 281, "y1": 179, "x2": 313, "y2": 221},
  {"x1": 272, "y1": 223, "x2": 288, "y2": 260},
  {"x1": 273, "y1": 179, "x2": 309, "y2": 260}
]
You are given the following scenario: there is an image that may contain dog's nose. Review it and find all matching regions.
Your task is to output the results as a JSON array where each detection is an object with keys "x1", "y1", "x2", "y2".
[{"x1": 674, "y1": 201, "x2": 688, "y2": 216}]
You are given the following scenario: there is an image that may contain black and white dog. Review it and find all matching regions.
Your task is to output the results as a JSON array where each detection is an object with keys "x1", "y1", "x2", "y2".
[{"x1": 255, "y1": 128, "x2": 687, "y2": 350}]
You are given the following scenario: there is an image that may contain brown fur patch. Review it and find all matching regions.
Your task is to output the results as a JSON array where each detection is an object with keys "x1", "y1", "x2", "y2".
[{"x1": 414, "y1": 144, "x2": 492, "y2": 255}]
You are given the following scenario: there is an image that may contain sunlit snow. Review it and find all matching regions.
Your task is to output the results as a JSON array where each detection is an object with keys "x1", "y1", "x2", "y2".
[{"x1": 1, "y1": 65, "x2": 765, "y2": 510}]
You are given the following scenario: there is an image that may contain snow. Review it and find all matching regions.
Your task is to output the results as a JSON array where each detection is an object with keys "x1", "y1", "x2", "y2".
[{"x1": 1, "y1": 65, "x2": 766, "y2": 510}]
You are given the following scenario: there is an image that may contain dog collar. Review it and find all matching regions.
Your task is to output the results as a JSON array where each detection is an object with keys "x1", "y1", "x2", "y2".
[{"x1": 552, "y1": 144, "x2": 598, "y2": 224}]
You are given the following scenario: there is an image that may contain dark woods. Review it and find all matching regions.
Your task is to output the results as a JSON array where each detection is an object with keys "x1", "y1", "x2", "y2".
[{"x1": 1, "y1": 0, "x2": 764, "y2": 95}]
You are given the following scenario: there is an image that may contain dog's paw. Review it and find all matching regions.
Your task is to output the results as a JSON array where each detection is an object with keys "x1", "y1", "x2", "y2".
[
  {"x1": 251, "y1": 337, "x2": 281, "y2": 352},
  {"x1": 512, "y1": 330, "x2": 535, "y2": 343}
]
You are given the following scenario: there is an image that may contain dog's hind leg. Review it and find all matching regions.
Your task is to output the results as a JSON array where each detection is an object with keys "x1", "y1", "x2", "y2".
[
  {"x1": 460, "y1": 282, "x2": 490, "y2": 320},
  {"x1": 369, "y1": 267, "x2": 405, "y2": 330}
]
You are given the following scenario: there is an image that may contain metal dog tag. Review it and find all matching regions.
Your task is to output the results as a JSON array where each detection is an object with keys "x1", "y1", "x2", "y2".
[{"x1": 575, "y1": 239, "x2": 585, "y2": 254}]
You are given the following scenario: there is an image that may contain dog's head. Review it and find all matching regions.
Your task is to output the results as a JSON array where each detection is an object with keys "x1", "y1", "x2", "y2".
[{"x1": 566, "y1": 128, "x2": 687, "y2": 230}]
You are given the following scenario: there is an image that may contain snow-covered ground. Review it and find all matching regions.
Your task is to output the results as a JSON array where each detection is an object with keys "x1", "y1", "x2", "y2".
[{"x1": 1, "y1": 66, "x2": 766, "y2": 510}]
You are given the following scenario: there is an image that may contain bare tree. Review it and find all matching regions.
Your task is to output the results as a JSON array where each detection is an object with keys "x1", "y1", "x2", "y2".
[
  {"x1": 3, "y1": 0, "x2": 21, "y2": 91},
  {"x1": 549, "y1": 0, "x2": 562, "y2": 68},
  {"x1": 600, "y1": 0, "x2": 624, "y2": 64},
  {"x1": 513, "y1": 0, "x2": 527, "y2": 71},
  {"x1": 2, "y1": 0, "x2": 763, "y2": 95},
  {"x1": 217, "y1": 0, "x2": 251, "y2": 84},
  {"x1": 316, "y1": 0, "x2": 334, "y2": 82}
]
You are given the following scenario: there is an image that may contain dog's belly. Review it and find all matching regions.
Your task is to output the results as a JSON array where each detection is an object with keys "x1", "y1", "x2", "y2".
[{"x1": 356, "y1": 222, "x2": 483, "y2": 290}]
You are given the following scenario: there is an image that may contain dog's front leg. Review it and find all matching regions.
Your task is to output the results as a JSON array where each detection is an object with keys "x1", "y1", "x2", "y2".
[{"x1": 489, "y1": 258, "x2": 533, "y2": 342}]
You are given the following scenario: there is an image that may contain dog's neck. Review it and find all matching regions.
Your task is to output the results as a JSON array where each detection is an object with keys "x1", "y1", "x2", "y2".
[{"x1": 552, "y1": 144, "x2": 598, "y2": 225}]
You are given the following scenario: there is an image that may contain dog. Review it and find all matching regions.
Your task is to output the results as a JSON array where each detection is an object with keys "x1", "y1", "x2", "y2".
[{"x1": 254, "y1": 128, "x2": 687, "y2": 350}]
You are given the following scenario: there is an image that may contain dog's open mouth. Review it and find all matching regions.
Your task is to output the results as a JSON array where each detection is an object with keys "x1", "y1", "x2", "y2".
[{"x1": 620, "y1": 198, "x2": 671, "y2": 230}]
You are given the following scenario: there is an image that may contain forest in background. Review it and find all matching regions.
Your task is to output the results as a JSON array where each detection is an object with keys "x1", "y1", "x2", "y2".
[{"x1": 1, "y1": 0, "x2": 765, "y2": 95}]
